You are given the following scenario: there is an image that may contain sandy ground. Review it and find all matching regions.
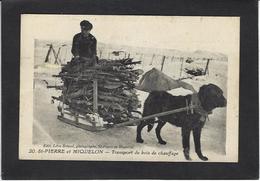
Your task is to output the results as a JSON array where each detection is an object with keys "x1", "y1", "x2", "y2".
[{"x1": 32, "y1": 60, "x2": 227, "y2": 161}]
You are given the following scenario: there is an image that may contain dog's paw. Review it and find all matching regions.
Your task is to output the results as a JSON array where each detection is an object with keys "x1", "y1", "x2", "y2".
[
  {"x1": 136, "y1": 138, "x2": 144, "y2": 143},
  {"x1": 184, "y1": 155, "x2": 192, "y2": 161},
  {"x1": 183, "y1": 148, "x2": 192, "y2": 160},
  {"x1": 196, "y1": 152, "x2": 208, "y2": 161},
  {"x1": 198, "y1": 155, "x2": 208, "y2": 161},
  {"x1": 159, "y1": 140, "x2": 167, "y2": 145}
]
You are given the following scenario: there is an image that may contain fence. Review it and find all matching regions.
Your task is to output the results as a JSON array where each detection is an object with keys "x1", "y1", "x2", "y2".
[{"x1": 37, "y1": 41, "x2": 214, "y2": 79}]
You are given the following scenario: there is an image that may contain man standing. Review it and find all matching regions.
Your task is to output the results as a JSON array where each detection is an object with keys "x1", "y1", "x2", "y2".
[{"x1": 71, "y1": 20, "x2": 97, "y2": 63}]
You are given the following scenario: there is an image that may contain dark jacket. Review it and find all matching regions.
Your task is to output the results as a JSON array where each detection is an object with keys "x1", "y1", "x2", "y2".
[{"x1": 71, "y1": 33, "x2": 97, "y2": 58}]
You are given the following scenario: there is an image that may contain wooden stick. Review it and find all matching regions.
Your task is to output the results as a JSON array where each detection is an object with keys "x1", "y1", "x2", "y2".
[
  {"x1": 114, "y1": 105, "x2": 197, "y2": 127},
  {"x1": 204, "y1": 58, "x2": 210, "y2": 75},
  {"x1": 179, "y1": 57, "x2": 184, "y2": 78},
  {"x1": 47, "y1": 85, "x2": 63, "y2": 89},
  {"x1": 93, "y1": 79, "x2": 98, "y2": 113},
  {"x1": 44, "y1": 44, "x2": 52, "y2": 63},
  {"x1": 161, "y1": 56, "x2": 166, "y2": 71},
  {"x1": 92, "y1": 57, "x2": 98, "y2": 114}
]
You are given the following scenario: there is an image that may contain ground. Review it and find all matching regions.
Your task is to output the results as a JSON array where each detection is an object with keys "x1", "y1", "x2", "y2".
[{"x1": 33, "y1": 59, "x2": 227, "y2": 161}]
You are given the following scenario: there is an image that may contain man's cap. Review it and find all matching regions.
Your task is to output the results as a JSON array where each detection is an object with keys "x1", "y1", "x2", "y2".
[{"x1": 80, "y1": 20, "x2": 93, "y2": 30}]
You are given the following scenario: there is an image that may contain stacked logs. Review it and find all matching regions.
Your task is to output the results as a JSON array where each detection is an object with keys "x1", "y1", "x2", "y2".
[
  {"x1": 51, "y1": 57, "x2": 143, "y2": 124},
  {"x1": 184, "y1": 67, "x2": 204, "y2": 76}
]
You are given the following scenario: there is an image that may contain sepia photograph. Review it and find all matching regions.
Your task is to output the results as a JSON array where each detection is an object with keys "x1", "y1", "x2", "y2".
[{"x1": 19, "y1": 15, "x2": 239, "y2": 162}]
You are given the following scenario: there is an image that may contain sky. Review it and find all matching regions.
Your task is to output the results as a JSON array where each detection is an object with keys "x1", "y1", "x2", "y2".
[{"x1": 21, "y1": 15, "x2": 239, "y2": 55}]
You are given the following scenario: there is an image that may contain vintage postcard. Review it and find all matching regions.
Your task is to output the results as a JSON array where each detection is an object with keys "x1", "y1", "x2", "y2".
[{"x1": 19, "y1": 15, "x2": 239, "y2": 162}]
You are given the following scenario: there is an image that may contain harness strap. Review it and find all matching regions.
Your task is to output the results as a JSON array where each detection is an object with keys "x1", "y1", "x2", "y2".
[
  {"x1": 190, "y1": 93, "x2": 212, "y2": 122},
  {"x1": 185, "y1": 95, "x2": 195, "y2": 115},
  {"x1": 185, "y1": 99, "x2": 189, "y2": 114}
]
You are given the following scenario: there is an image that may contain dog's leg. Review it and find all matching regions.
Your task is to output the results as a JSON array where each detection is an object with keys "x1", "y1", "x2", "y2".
[
  {"x1": 193, "y1": 127, "x2": 208, "y2": 161},
  {"x1": 182, "y1": 127, "x2": 192, "y2": 160},
  {"x1": 136, "y1": 121, "x2": 146, "y2": 143},
  {"x1": 155, "y1": 121, "x2": 167, "y2": 145}
]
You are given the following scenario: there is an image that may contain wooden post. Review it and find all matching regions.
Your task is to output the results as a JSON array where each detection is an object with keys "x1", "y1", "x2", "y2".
[
  {"x1": 93, "y1": 59, "x2": 98, "y2": 114},
  {"x1": 171, "y1": 56, "x2": 174, "y2": 62},
  {"x1": 128, "y1": 53, "x2": 130, "y2": 58},
  {"x1": 52, "y1": 47, "x2": 58, "y2": 64},
  {"x1": 92, "y1": 57, "x2": 99, "y2": 128},
  {"x1": 161, "y1": 56, "x2": 166, "y2": 71},
  {"x1": 150, "y1": 54, "x2": 155, "y2": 65},
  {"x1": 93, "y1": 79, "x2": 98, "y2": 113},
  {"x1": 54, "y1": 47, "x2": 62, "y2": 64},
  {"x1": 179, "y1": 57, "x2": 184, "y2": 77},
  {"x1": 44, "y1": 44, "x2": 53, "y2": 63},
  {"x1": 204, "y1": 58, "x2": 210, "y2": 75}
]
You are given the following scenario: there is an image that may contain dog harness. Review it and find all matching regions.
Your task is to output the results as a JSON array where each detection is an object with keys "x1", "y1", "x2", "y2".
[{"x1": 185, "y1": 93, "x2": 211, "y2": 122}]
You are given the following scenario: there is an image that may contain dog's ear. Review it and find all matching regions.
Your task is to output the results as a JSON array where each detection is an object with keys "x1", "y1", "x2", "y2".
[
  {"x1": 207, "y1": 83, "x2": 223, "y2": 94},
  {"x1": 198, "y1": 84, "x2": 208, "y2": 103}
]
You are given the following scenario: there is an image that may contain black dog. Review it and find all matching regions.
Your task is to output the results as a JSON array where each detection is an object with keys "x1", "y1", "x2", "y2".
[{"x1": 136, "y1": 84, "x2": 227, "y2": 161}]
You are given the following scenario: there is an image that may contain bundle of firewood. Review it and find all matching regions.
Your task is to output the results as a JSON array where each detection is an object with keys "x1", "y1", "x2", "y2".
[
  {"x1": 51, "y1": 57, "x2": 143, "y2": 124},
  {"x1": 184, "y1": 67, "x2": 204, "y2": 76}
]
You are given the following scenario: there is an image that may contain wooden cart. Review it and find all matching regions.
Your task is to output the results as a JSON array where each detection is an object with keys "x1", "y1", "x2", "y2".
[
  {"x1": 54, "y1": 65, "x2": 198, "y2": 131},
  {"x1": 56, "y1": 79, "x2": 197, "y2": 132}
]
